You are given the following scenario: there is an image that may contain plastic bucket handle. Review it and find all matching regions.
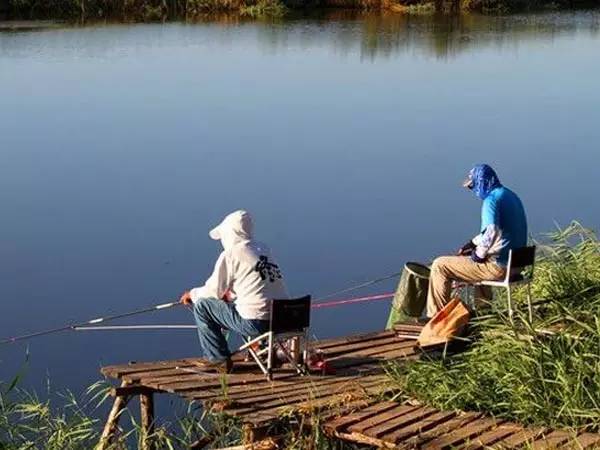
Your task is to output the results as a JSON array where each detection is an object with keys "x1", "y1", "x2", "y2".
[{"x1": 404, "y1": 262, "x2": 431, "y2": 279}]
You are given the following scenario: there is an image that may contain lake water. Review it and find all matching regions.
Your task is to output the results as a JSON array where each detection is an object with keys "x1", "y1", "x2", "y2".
[{"x1": 1, "y1": 10, "x2": 599, "y2": 395}]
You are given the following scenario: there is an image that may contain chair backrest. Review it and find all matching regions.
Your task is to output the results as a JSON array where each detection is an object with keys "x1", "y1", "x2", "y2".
[
  {"x1": 270, "y1": 296, "x2": 311, "y2": 334},
  {"x1": 506, "y1": 246, "x2": 536, "y2": 282}
]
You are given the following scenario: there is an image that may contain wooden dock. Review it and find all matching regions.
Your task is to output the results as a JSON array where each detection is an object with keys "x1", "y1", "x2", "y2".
[
  {"x1": 99, "y1": 325, "x2": 600, "y2": 449},
  {"x1": 324, "y1": 402, "x2": 600, "y2": 449}
]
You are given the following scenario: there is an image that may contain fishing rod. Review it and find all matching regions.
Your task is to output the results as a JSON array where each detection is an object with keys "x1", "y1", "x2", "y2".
[
  {"x1": 1, "y1": 271, "x2": 401, "y2": 343},
  {"x1": 5, "y1": 292, "x2": 396, "y2": 336},
  {"x1": 0, "y1": 301, "x2": 181, "y2": 345},
  {"x1": 73, "y1": 325, "x2": 196, "y2": 331}
]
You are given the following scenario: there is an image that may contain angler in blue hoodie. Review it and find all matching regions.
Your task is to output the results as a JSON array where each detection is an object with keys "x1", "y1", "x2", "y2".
[{"x1": 425, "y1": 164, "x2": 528, "y2": 318}]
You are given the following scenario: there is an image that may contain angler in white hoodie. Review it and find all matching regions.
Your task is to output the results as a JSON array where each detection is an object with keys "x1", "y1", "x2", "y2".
[{"x1": 180, "y1": 210, "x2": 289, "y2": 373}]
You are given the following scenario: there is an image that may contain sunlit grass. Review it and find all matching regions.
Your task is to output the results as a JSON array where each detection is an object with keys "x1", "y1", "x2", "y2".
[{"x1": 387, "y1": 222, "x2": 600, "y2": 430}]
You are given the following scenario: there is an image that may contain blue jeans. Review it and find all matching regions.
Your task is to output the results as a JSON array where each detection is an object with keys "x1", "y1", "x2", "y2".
[{"x1": 192, "y1": 297, "x2": 269, "y2": 362}]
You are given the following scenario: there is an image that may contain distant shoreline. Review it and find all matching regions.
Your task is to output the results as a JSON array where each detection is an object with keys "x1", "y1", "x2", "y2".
[{"x1": 0, "y1": 0, "x2": 598, "y2": 22}]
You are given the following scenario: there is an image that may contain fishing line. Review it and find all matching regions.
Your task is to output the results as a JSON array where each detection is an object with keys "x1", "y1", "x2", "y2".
[
  {"x1": 311, "y1": 292, "x2": 394, "y2": 309},
  {"x1": 313, "y1": 270, "x2": 401, "y2": 302},
  {"x1": 0, "y1": 301, "x2": 180, "y2": 345}
]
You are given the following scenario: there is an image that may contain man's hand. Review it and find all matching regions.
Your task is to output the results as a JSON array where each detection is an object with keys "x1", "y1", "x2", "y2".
[
  {"x1": 457, "y1": 240, "x2": 476, "y2": 256},
  {"x1": 180, "y1": 291, "x2": 193, "y2": 306}
]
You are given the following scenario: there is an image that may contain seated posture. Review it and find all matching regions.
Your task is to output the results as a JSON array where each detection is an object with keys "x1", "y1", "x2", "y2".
[
  {"x1": 425, "y1": 164, "x2": 527, "y2": 318},
  {"x1": 180, "y1": 210, "x2": 289, "y2": 373}
]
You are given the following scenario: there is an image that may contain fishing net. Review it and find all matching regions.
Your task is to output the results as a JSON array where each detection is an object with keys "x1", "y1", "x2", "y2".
[{"x1": 386, "y1": 262, "x2": 430, "y2": 329}]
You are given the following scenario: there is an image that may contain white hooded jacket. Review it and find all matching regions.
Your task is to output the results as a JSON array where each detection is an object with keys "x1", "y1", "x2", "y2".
[{"x1": 190, "y1": 210, "x2": 289, "y2": 321}]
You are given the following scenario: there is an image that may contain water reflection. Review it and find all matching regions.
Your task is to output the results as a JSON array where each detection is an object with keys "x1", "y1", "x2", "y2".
[
  {"x1": 1, "y1": 10, "x2": 599, "y2": 60},
  {"x1": 252, "y1": 10, "x2": 600, "y2": 59}
]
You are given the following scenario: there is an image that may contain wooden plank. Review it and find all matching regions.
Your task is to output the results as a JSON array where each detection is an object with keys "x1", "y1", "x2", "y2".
[
  {"x1": 184, "y1": 375, "x2": 320, "y2": 401},
  {"x1": 121, "y1": 366, "x2": 197, "y2": 382},
  {"x1": 321, "y1": 336, "x2": 406, "y2": 357},
  {"x1": 229, "y1": 374, "x2": 386, "y2": 404},
  {"x1": 358, "y1": 406, "x2": 439, "y2": 438},
  {"x1": 328, "y1": 346, "x2": 418, "y2": 370},
  {"x1": 530, "y1": 430, "x2": 574, "y2": 449},
  {"x1": 348, "y1": 404, "x2": 421, "y2": 433},
  {"x1": 323, "y1": 402, "x2": 400, "y2": 434},
  {"x1": 329, "y1": 356, "x2": 386, "y2": 370},
  {"x1": 199, "y1": 375, "x2": 368, "y2": 406},
  {"x1": 574, "y1": 433, "x2": 600, "y2": 449},
  {"x1": 313, "y1": 330, "x2": 397, "y2": 349},
  {"x1": 494, "y1": 426, "x2": 547, "y2": 449},
  {"x1": 396, "y1": 412, "x2": 483, "y2": 449},
  {"x1": 222, "y1": 376, "x2": 385, "y2": 411},
  {"x1": 393, "y1": 323, "x2": 424, "y2": 333},
  {"x1": 461, "y1": 423, "x2": 523, "y2": 450},
  {"x1": 143, "y1": 371, "x2": 283, "y2": 390},
  {"x1": 331, "y1": 431, "x2": 390, "y2": 448},
  {"x1": 101, "y1": 359, "x2": 194, "y2": 378},
  {"x1": 240, "y1": 380, "x2": 393, "y2": 426},
  {"x1": 112, "y1": 385, "x2": 159, "y2": 397},
  {"x1": 149, "y1": 371, "x2": 296, "y2": 392},
  {"x1": 381, "y1": 410, "x2": 458, "y2": 444},
  {"x1": 423, "y1": 416, "x2": 505, "y2": 448},
  {"x1": 329, "y1": 340, "x2": 416, "y2": 360},
  {"x1": 369, "y1": 346, "x2": 420, "y2": 359}
]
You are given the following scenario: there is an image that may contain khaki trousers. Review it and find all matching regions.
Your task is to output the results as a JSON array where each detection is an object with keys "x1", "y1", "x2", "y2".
[{"x1": 426, "y1": 256, "x2": 506, "y2": 318}]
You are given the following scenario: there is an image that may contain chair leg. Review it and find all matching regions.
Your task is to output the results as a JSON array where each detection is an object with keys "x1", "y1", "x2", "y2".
[
  {"x1": 267, "y1": 332, "x2": 273, "y2": 381},
  {"x1": 527, "y1": 283, "x2": 533, "y2": 323},
  {"x1": 507, "y1": 286, "x2": 514, "y2": 324}
]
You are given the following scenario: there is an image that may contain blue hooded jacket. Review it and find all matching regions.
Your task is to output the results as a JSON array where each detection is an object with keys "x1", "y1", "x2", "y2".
[{"x1": 466, "y1": 164, "x2": 528, "y2": 267}]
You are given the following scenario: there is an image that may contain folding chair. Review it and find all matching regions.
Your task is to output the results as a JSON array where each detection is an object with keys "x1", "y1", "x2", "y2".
[
  {"x1": 238, "y1": 295, "x2": 311, "y2": 381},
  {"x1": 466, "y1": 246, "x2": 536, "y2": 322}
]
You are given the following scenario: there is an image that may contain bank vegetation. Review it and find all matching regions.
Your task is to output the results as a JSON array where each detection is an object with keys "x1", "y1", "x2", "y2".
[{"x1": 1, "y1": 0, "x2": 597, "y2": 20}]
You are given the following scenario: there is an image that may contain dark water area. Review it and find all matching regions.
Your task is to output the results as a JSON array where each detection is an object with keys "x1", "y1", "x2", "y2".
[{"x1": 1, "y1": 10, "x2": 599, "y2": 397}]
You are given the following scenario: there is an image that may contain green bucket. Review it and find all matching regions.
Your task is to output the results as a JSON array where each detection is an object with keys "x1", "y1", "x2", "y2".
[{"x1": 385, "y1": 262, "x2": 430, "y2": 329}]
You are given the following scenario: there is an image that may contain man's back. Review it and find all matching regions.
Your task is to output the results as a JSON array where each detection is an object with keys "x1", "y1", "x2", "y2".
[
  {"x1": 227, "y1": 240, "x2": 289, "y2": 320},
  {"x1": 483, "y1": 186, "x2": 528, "y2": 266}
]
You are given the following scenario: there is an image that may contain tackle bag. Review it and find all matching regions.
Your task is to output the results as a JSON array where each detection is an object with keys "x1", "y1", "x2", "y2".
[
  {"x1": 386, "y1": 262, "x2": 430, "y2": 329},
  {"x1": 417, "y1": 298, "x2": 470, "y2": 347}
]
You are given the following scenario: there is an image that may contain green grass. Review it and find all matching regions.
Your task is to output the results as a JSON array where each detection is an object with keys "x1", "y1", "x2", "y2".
[
  {"x1": 387, "y1": 222, "x2": 600, "y2": 430},
  {"x1": 0, "y1": 368, "x2": 237, "y2": 449},
  {"x1": 0, "y1": 367, "x2": 365, "y2": 448}
]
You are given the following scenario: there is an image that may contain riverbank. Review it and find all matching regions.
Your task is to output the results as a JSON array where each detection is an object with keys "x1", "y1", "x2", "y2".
[
  {"x1": 0, "y1": 0, "x2": 597, "y2": 21},
  {"x1": 387, "y1": 222, "x2": 600, "y2": 430}
]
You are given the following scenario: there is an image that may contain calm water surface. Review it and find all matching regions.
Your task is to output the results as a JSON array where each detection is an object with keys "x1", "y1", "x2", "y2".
[{"x1": 1, "y1": 11, "x2": 599, "y2": 394}]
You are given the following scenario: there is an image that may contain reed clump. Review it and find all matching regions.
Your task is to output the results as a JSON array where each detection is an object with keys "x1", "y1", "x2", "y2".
[
  {"x1": 387, "y1": 222, "x2": 600, "y2": 430},
  {"x1": 0, "y1": 370, "x2": 363, "y2": 448},
  {"x1": 0, "y1": 371, "x2": 237, "y2": 449},
  {"x1": 460, "y1": 0, "x2": 597, "y2": 12}
]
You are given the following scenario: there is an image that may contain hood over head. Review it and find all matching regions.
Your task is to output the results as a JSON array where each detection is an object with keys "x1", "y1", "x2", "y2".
[
  {"x1": 209, "y1": 210, "x2": 254, "y2": 250},
  {"x1": 463, "y1": 164, "x2": 502, "y2": 200}
]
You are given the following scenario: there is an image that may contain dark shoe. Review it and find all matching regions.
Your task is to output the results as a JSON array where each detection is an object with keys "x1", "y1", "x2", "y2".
[{"x1": 193, "y1": 358, "x2": 233, "y2": 374}]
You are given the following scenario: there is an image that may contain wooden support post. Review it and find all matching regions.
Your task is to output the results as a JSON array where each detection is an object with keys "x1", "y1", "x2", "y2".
[
  {"x1": 290, "y1": 336, "x2": 300, "y2": 364},
  {"x1": 140, "y1": 391, "x2": 155, "y2": 450},
  {"x1": 242, "y1": 424, "x2": 270, "y2": 445},
  {"x1": 97, "y1": 381, "x2": 131, "y2": 450}
]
